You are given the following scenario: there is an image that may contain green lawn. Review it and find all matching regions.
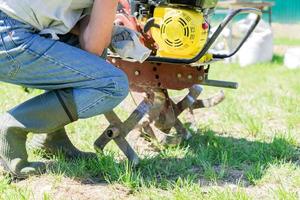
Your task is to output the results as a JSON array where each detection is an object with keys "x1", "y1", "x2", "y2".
[
  {"x1": 274, "y1": 37, "x2": 300, "y2": 46},
  {"x1": 0, "y1": 56, "x2": 299, "y2": 200}
]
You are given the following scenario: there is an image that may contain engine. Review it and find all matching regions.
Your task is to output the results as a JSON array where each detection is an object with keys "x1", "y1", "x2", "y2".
[{"x1": 130, "y1": 0, "x2": 217, "y2": 59}]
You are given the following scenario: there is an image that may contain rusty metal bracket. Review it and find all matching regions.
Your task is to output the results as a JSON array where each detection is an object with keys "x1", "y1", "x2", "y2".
[{"x1": 109, "y1": 58, "x2": 205, "y2": 91}]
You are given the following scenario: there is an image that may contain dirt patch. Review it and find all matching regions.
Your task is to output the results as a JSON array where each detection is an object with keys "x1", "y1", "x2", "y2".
[
  {"x1": 273, "y1": 45, "x2": 291, "y2": 55},
  {"x1": 127, "y1": 129, "x2": 161, "y2": 157},
  {"x1": 16, "y1": 176, "x2": 131, "y2": 200},
  {"x1": 198, "y1": 166, "x2": 250, "y2": 187}
]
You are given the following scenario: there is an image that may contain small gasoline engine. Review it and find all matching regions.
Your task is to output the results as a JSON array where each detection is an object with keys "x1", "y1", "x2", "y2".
[
  {"x1": 94, "y1": 0, "x2": 262, "y2": 165},
  {"x1": 130, "y1": 0, "x2": 215, "y2": 61},
  {"x1": 135, "y1": 0, "x2": 215, "y2": 59}
]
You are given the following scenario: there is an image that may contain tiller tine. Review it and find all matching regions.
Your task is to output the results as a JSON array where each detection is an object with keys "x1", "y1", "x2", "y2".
[
  {"x1": 141, "y1": 86, "x2": 225, "y2": 146},
  {"x1": 94, "y1": 97, "x2": 153, "y2": 165},
  {"x1": 191, "y1": 91, "x2": 225, "y2": 109},
  {"x1": 142, "y1": 85, "x2": 203, "y2": 145}
]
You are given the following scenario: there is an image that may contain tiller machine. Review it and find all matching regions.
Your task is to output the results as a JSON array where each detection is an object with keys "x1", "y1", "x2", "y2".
[{"x1": 94, "y1": 0, "x2": 262, "y2": 164}]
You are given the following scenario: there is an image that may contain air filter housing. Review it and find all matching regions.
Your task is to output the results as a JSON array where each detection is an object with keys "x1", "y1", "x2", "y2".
[{"x1": 151, "y1": 6, "x2": 209, "y2": 59}]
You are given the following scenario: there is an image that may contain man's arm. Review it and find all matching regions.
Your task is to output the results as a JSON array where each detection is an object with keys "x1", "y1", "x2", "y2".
[{"x1": 76, "y1": 0, "x2": 118, "y2": 56}]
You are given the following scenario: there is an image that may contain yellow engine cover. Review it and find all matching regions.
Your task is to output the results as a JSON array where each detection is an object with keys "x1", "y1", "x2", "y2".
[{"x1": 151, "y1": 6, "x2": 208, "y2": 59}]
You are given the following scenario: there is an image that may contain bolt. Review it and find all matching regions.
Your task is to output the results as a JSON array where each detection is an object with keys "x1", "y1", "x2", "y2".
[
  {"x1": 198, "y1": 76, "x2": 203, "y2": 81},
  {"x1": 106, "y1": 130, "x2": 114, "y2": 138},
  {"x1": 135, "y1": 71, "x2": 140, "y2": 76},
  {"x1": 177, "y1": 73, "x2": 182, "y2": 78},
  {"x1": 106, "y1": 128, "x2": 120, "y2": 139},
  {"x1": 188, "y1": 75, "x2": 193, "y2": 80}
]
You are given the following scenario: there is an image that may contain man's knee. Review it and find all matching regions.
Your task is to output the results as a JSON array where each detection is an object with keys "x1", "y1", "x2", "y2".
[
  {"x1": 113, "y1": 68, "x2": 129, "y2": 100},
  {"x1": 91, "y1": 67, "x2": 129, "y2": 99}
]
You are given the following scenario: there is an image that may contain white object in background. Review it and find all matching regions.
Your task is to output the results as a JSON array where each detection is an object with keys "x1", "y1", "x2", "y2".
[
  {"x1": 237, "y1": 14, "x2": 273, "y2": 67},
  {"x1": 284, "y1": 48, "x2": 300, "y2": 69}
]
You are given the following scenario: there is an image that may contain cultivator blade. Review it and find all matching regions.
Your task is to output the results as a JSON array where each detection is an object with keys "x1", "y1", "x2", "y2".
[
  {"x1": 94, "y1": 97, "x2": 153, "y2": 165},
  {"x1": 192, "y1": 91, "x2": 225, "y2": 109},
  {"x1": 94, "y1": 85, "x2": 225, "y2": 164}
]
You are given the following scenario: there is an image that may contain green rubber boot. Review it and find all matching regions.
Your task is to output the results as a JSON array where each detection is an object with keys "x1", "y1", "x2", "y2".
[
  {"x1": 0, "y1": 90, "x2": 78, "y2": 179},
  {"x1": 29, "y1": 128, "x2": 96, "y2": 160}
]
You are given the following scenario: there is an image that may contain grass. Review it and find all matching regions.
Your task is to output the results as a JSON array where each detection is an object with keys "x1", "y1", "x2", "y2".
[
  {"x1": 274, "y1": 37, "x2": 300, "y2": 46},
  {"x1": 0, "y1": 55, "x2": 299, "y2": 199}
]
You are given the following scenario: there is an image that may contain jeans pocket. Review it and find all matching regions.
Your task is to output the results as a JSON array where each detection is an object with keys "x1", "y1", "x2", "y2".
[
  {"x1": 0, "y1": 16, "x2": 36, "y2": 79},
  {"x1": 0, "y1": 31, "x2": 18, "y2": 50},
  {"x1": 0, "y1": 52, "x2": 21, "y2": 79},
  {"x1": 1, "y1": 14, "x2": 36, "y2": 48},
  {"x1": 6, "y1": 58, "x2": 21, "y2": 78},
  {"x1": 0, "y1": 32, "x2": 22, "y2": 78}
]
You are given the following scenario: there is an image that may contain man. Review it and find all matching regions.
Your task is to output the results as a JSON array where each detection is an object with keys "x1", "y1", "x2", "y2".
[{"x1": 0, "y1": 0, "x2": 129, "y2": 179}]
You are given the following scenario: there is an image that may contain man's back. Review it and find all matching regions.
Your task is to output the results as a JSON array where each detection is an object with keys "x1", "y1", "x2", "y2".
[{"x1": 0, "y1": 0, "x2": 93, "y2": 37}]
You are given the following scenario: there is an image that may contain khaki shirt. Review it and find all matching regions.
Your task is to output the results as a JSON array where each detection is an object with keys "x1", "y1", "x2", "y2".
[{"x1": 0, "y1": 0, "x2": 93, "y2": 38}]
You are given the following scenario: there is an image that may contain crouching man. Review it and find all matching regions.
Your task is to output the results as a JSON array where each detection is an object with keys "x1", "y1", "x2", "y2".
[{"x1": 0, "y1": 0, "x2": 129, "y2": 179}]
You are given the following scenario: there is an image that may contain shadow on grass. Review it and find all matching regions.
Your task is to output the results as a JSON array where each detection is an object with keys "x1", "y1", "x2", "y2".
[{"x1": 46, "y1": 128, "x2": 299, "y2": 190}]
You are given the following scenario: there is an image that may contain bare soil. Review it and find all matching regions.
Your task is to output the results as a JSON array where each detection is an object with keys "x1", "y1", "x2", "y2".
[{"x1": 17, "y1": 176, "x2": 131, "y2": 200}]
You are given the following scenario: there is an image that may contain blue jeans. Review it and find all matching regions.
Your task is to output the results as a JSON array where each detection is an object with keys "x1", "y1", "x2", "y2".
[{"x1": 0, "y1": 11, "x2": 129, "y2": 119}]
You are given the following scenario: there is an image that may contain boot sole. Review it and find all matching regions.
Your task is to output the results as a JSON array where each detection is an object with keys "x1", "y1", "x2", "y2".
[
  {"x1": 0, "y1": 156, "x2": 44, "y2": 180},
  {"x1": 0, "y1": 156, "x2": 25, "y2": 180}
]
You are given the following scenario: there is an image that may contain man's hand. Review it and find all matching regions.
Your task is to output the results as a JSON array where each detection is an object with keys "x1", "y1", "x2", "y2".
[{"x1": 78, "y1": 0, "x2": 118, "y2": 56}]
